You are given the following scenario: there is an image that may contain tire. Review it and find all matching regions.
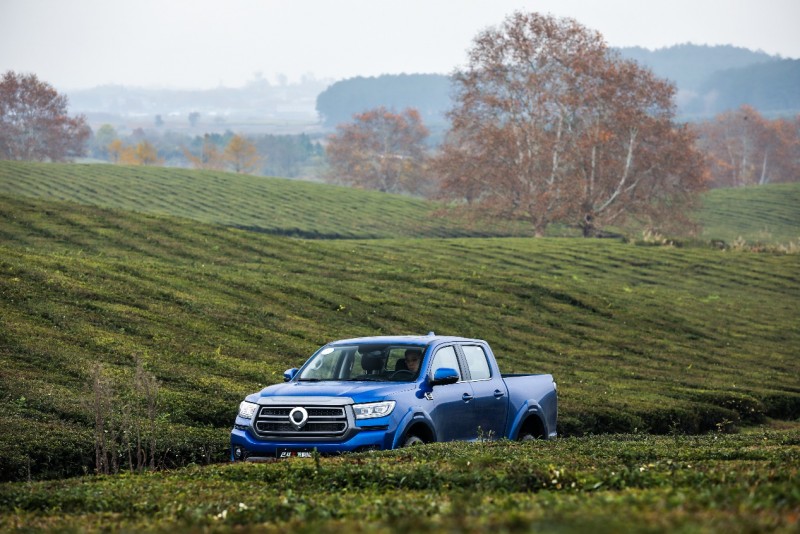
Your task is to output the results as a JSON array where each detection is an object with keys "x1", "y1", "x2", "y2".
[
  {"x1": 518, "y1": 432, "x2": 536, "y2": 441},
  {"x1": 402, "y1": 434, "x2": 424, "y2": 447}
]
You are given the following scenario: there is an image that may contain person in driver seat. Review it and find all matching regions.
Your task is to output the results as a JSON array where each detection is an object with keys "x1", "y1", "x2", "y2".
[{"x1": 404, "y1": 349, "x2": 422, "y2": 376}]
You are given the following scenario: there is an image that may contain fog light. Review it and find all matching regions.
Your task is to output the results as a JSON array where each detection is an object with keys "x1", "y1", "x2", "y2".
[{"x1": 234, "y1": 446, "x2": 244, "y2": 460}]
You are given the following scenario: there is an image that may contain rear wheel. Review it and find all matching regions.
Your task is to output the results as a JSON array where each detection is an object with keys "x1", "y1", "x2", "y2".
[{"x1": 517, "y1": 416, "x2": 546, "y2": 441}]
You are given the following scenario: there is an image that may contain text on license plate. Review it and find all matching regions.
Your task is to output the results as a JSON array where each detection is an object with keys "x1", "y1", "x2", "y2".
[{"x1": 277, "y1": 450, "x2": 313, "y2": 458}]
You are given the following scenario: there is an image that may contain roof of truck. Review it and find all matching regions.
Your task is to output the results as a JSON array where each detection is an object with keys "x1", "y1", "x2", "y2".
[{"x1": 327, "y1": 334, "x2": 483, "y2": 346}]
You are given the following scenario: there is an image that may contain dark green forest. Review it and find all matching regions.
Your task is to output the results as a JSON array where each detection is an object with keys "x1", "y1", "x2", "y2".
[{"x1": 315, "y1": 73, "x2": 452, "y2": 129}]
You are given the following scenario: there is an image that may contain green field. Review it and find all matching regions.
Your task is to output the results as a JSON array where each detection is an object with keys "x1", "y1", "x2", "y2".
[
  {"x1": 0, "y1": 161, "x2": 798, "y2": 531},
  {"x1": 2, "y1": 428, "x2": 798, "y2": 532},
  {"x1": 699, "y1": 182, "x2": 800, "y2": 245},
  {"x1": 3, "y1": 160, "x2": 798, "y2": 243},
  {"x1": 0, "y1": 161, "x2": 532, "y2": 239}
]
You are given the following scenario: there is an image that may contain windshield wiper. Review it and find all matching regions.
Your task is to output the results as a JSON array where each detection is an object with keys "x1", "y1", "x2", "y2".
[{"x1": 297, "y1": 378, "x2": 322, "y2": 382}]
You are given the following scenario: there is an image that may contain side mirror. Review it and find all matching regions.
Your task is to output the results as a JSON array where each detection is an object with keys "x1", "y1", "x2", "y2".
[
  {"x1": 283, "y1": 368, "x2": 299, "y2": 382},
  {"x1": 430, "y1": 367, "x2": 459, "y2": 386}
]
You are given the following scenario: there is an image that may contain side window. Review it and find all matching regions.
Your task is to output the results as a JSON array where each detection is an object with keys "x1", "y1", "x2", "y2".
[
  {"x1": 462, "y1": 345, "x2": 491, "y2": 380},
  {"x1": 430, "y1": 346, "x2": 462, "y2": 381}
]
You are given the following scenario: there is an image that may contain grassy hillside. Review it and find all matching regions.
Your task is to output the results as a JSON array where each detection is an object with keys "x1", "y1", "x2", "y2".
[
  {"x1": 0, "y1": 160, "x2": 533, "y2": 239},
  {"x1": 698, "y1": 182, "x2": 800, "y2": 245},
  {"x1": 1, "y1": 193, "x2": 798, "y2": 482},
  {"x1": 1, "y1": 160, "x2": 798, "y2": 244}
]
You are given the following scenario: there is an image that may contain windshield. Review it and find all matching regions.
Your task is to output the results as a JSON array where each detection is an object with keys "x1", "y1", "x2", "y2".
[{"x1": 298, "y1": 343, "x2": 425, "y2": 382}]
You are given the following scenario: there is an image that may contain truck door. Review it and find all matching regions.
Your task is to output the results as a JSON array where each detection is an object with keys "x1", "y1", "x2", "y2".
[
  {"x1": 459, "y1": 344, "x2": 509, "y2": 439},
  {"x1": 426, "y1": 345, "x2": 476, "y2": 441}
]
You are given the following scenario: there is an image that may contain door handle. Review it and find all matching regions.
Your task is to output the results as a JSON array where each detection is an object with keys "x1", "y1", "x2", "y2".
[
  {"x1": 462, "y1": 393, "x2": 473, "y2": 402},
  {"x1": 494, "y1": 389, "x2": 505, "y2": 398}
]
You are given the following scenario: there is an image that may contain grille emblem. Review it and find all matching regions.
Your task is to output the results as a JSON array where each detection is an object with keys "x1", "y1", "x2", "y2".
[{"x1": 288, "y1": 407, "x2": 309, "y2": 430}]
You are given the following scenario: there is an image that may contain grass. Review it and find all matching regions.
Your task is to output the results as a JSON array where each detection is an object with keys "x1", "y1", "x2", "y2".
[
  {"x1": 0, "y1": 161, "x2": 798, "y2": 530},
  {"x1": 2, "y1": 160, "x2": 799, "y2": 245},
  {"x1": 697, "y1": 182, "x2": 800, "y2": 245},
  {"x1": 1, "y1": 191, "x2": 798, "y2": 482},
  {"x1": 0, "y1": 160, "x2": 532, "y2": 239},
  {"x1": 1, "y1": 426, "x2": 798, "y2": 532}
]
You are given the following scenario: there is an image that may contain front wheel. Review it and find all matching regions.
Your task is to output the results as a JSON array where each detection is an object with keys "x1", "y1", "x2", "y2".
[{"x1": 402, "y1": 434, "x2": 424, "y2": 447}]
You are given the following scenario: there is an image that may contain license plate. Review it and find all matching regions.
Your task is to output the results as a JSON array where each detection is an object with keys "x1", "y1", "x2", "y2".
[{"x1": 277, "y1": 449, "x2": 313, "y2": 459}]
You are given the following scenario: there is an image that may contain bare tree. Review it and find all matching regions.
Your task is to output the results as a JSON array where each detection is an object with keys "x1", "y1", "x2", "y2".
[
  {"x1": 434, "y1": 12, "x2": 707, "y2": 236},
  {"x1": 0, "y1": 71, "x2": 90, "y2": 161}
]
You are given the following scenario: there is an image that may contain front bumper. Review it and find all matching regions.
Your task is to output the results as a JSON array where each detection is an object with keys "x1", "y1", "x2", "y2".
[{"x1": 230, "y1": 424, "x2": 398, "y2": 460}]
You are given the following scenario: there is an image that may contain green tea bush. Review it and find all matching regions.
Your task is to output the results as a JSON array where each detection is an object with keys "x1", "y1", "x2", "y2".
[
  {"x1": 557, "y1": 409, "x2": 646, "y2": 436},
  {"x1": 762, "y1": 392, "x2": 800, "y2": 420},
  {"x1": 689, "y1": 390, "x2": 766, "y2": 424},
  {"x1": 2, "y1": 430, "x2": 798, "y2": 532},
  {"x1": 0, "y1": 418, "x2": 93, "y2": 482},
  {"x1": 639, "y1": 403, "x2": 741, "y2": 435}
]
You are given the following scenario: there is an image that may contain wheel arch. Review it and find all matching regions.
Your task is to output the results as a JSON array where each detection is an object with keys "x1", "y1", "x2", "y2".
[
  {"x1": 395, "y1": 417, "x2": 436, "y2": 447},
  {"x1": 516, "y1": 412, "x2": 547, "y2": 440}
]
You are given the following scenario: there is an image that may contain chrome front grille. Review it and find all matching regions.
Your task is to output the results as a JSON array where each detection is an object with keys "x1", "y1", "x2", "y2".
[{"x1": 254, "y1": 405, "x2": 348, "y2": 438}]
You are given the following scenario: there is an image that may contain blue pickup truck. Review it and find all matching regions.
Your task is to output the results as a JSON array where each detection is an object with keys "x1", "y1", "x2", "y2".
[{"x1": 231, "y1": 334, "x2": 557, "y2": 460}]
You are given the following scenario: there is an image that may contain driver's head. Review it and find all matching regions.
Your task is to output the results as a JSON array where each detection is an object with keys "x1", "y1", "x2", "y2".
[{"x1": 404, "y1": 349, "x2": 422, "y2": 373}]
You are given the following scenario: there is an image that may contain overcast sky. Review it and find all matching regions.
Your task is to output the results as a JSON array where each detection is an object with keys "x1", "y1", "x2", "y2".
[{"x1": 1, "y1": 0, "x2": 798, "y2": 90}]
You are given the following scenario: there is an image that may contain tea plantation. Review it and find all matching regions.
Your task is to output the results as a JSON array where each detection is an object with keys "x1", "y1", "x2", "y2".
[{"x1": 0, "y1": 161, "x2": 798, "y2": 531}]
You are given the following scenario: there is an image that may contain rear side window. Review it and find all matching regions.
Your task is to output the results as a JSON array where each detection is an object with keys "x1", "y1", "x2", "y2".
[
  {"x1": 462, "y1": 345, "x2": 491, "y2": 380},
  {"x1": 430, "y1": 346, "x2": 462, "y2": 380}
]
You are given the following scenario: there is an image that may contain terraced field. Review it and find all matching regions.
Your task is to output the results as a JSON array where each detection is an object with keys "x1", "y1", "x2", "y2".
[
  {"x1": 1, "y1": 193, "x2": 798, "y2": 483},
  {"x1": 1, "y1": 161, "x2": 798, "y2": 531},
  {"x1": 0, "y1": 161, "x2": 531, "y2": 239},
  {"x1": 699, "y1": 182, "x2": 800, "y2": 244},
  {"x1": 2, "y1": 160, "x2": 799, "y2": 243}
]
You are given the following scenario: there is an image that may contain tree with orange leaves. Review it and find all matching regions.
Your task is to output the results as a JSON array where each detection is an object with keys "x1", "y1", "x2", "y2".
[
  {"x1": 0, "y1": 71, "x2": 90, "y2": 162},
  {"x1": 434, "y1": 12, "x2": 707, "y2": 237},
  {"x1": 693, "y1": 105, "x2": 800, "y2": 188},
  {"x1": 183, "y1": 134, "x2": 226, "y2": 171},
  {"x1": 224, "y1": 134, "x2": 261, "y2": 174},
  {"x1": 325, "y1": 107, "x2": 430, "y2": 195}
]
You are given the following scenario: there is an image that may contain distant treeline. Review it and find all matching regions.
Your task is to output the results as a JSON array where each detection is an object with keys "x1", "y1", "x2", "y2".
[
  {"x1": 315, "y1": 45, "x2": 799, "y2": 127},
  {"x1": 316, "y1": 73, "x2": 453, "y2": 128},
  {"x1": 619, "y1": 44, "x2": 800, "y2": 118},
  {"x1": 690, "y1": 59, "x2": 800, "y2": 117},
  {"x1": 88, "y1": 128, "x2": 324, "y2": 178}
]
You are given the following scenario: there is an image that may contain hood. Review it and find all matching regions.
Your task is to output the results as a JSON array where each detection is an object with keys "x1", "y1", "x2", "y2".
[{"x1": 254, "y1": 380, "x2": 416, "y2": 404}]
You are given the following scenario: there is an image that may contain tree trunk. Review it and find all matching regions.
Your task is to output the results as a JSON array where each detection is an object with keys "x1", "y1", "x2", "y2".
[{"x1": 581, "y1": 213, "x2": 597, "y2": 237}]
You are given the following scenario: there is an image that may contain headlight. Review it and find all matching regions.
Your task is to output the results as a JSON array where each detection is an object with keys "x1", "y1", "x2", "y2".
[
  {"x1": 238, "y1": 401, "x2": 258, "y2": 419},
  {"x1": 353, "y1": 401, "x2": 396, "y2": 419}
]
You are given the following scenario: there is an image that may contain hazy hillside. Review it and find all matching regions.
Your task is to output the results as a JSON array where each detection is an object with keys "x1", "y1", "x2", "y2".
[
  {"x1": 694, "y1": 59, "x2": 800, "y2": 116},
  {"x1": 64, "y1": 44, "x2": 795, "y2": 136},
  {"x1": 315, "y1": 74, "x2": 452, "y2": 129},
  {"x1": 617, "y1": 44, "x2": 777, "y2": 91},
  {"x1": 313, "y1": 45, "x2": 792, "y2": 126}
]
